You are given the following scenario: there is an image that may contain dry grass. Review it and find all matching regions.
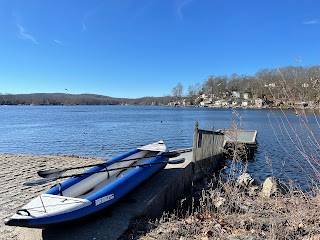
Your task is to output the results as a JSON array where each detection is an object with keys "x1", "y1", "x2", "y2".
[{"x1": 138, "y1": 178, "x2": 320, "y2": 240}]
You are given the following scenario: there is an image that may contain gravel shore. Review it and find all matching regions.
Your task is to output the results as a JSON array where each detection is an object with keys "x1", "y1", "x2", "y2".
[{"x1": 0, "y1": 153, "x2": 105, "y2": 240}]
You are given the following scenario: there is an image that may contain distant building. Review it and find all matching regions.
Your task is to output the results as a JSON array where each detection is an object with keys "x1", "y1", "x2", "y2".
[
  {"x1": 232, "y1": 100, "x2": 241, "y2": 105},
  {"x1": 232, "y1": 91, "x2": 240, "y2": 98},
  {"x1": 255, "y1": 98, "x2": 263, "y2": 108},
  {"x1": 242, "y1": 100, "x2": 251, "y2": 107},
  {"x1": 201, "y1": 94, "x2": 210, "y2": 100},
  {"x1": 200, "y1": 100, "x2": 212, "y2": 107},
  {"x1": 243, "y1": 93, "x2": 249, "y2": 100},
  {"x1": 223, "y1": 91, "x2": 231, "y2": 97},
  {"x1": 215, "y1": 100, "x2": 222, "y2": 106},
  {"x1": 221, "y1": 101, "x2": 229, "y2": 106},
  {"x1": 264, "y1": 83, "x2": 276, "y2": 88}
]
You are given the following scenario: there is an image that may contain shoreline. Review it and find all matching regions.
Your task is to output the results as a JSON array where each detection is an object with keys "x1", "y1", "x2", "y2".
[{"x1": 1, "y1": 104, "x2": 319, "y2": 110}]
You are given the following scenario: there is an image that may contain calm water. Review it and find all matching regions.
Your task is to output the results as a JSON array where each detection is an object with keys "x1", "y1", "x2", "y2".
[{"x1": 1, "y1": 105, "x2": 319, "y2": 189}]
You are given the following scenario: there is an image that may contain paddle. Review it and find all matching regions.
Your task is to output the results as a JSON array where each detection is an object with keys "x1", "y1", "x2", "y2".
[
  {"x1": 38, "y1": 151, "x2": 181, "y2": 179},
  {"x1": 24, "y1": 158, "x2": 185, "y2": 186}
]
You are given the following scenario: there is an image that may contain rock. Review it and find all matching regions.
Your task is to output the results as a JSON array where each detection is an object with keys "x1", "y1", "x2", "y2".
[
  {"x1": 237, "y1": 173, "x2": 256, "y2": 188},
  {"x1": 214, "y1": 197, "x2": 226, "y2": 208},
  {"x1": 261, "y1": 177, "x2": 288, "y2": 197}
]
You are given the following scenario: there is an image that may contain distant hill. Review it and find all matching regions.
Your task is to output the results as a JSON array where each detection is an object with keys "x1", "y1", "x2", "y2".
[{"x1": 0, "y1": 93, "x2": 175, "y2": 106}]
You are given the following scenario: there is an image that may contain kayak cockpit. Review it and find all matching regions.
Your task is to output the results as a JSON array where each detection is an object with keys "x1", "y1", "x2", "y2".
[
  {"x1": 5, "y1": 140, "x2": 167, "y2": 227},
  {"x1": 49, "y1": 149, "x2": 153, "y2": 198}
]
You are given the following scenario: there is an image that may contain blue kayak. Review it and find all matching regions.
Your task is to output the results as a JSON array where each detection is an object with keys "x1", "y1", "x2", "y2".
[{"x1": 5, "y1": 141, "x2": 167, "y2": 228}]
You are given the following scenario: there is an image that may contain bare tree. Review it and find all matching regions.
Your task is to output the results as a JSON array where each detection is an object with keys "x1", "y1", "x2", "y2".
[
  {"x1": 203, "y1": 75, "x2": 215, "y2": 100},
  {"x1": 171, "y1": 82, "x2": 184, "y2": 102},
  {"x1": 187, "y1": 83, "x2": 202, "y2": 105}
]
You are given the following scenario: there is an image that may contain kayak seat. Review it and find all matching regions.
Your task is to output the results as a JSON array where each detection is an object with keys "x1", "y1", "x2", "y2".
[
  {"x1": 77, "y1": 157, "x2": 151, "y2": 199},
  {"x1": 63, "y1": 151, "x2": 149, "y2": 198},
  {"x1": 80, "y1": 187, "x2": 95, "y2": 196}
]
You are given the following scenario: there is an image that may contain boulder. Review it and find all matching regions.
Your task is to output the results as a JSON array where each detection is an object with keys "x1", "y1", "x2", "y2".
[
  {"x1": 237, "y1": 173, "x2": 256, "y2": 188},
  {"x1": 261, "y1": 177, "x2": 288, "y2": 197}
]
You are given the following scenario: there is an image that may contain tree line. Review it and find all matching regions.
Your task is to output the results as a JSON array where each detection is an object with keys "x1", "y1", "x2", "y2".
[
  {"x1": 172, "y1": 64, "x2": 320, "y2": 104},
  {"x1": 1, "y1": 64, "x2": 319, "y2": 106},
  {"x1": 0, "y1": 93, "x2": 175, "y2": 106}
]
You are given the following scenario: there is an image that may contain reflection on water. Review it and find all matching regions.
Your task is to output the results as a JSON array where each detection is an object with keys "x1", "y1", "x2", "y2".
[{"x1": 0, "y1": 105, "x2": 319, "y2": 190}]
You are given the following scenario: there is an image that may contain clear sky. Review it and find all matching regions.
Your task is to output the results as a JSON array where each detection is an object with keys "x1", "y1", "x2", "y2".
[{"x1": 0, "y1": 0, "x2": 319, "y2": 98}]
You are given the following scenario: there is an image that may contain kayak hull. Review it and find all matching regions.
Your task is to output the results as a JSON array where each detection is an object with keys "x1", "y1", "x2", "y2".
[{"x1": 5, "y1": 141, "x2": 167, "y2": 228}]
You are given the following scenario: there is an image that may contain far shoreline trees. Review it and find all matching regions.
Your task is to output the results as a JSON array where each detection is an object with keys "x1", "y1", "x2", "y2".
[
  {"x1": 0, "y1": 93, "x2": 175, "y2": 106},
  {"x1": 1, "y1": 63, "x2": 319, "y2": 106},
  {"x1": 172, "y1": 64, "x2": 320, "y2": 105}
]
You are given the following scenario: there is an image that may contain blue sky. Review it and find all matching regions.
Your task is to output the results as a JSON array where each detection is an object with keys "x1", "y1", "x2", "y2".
[{"x1": 0, "y1": 0, "x2": 319, "y2": 98}]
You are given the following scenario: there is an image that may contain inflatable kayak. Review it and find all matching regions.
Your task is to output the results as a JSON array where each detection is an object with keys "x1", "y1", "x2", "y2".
[{"x1": 5, "y1": 141, "x2": 169, "y2": 228}]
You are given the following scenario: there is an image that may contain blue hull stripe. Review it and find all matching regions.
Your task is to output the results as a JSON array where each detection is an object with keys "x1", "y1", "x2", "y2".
[{"x1": 27, "y1": 150, "x2": 166, "y2": 226}]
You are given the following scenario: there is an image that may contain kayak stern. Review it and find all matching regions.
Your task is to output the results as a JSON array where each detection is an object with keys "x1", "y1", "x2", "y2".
[{"x1": 4, "y1": 218, "x2": 29, "y2": 227}]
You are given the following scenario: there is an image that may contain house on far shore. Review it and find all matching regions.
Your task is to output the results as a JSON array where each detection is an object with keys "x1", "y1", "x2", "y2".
[
  {"x1": 232, "y1": 100, "x2": 241, "y2": 106},
  {"x1": 242, "y1": 100, "x2": 252, "y2": 107},
  {"x1": 168, "y1": 101, "x2": 181, "y2": 107},
  {"x1": 221, "y1": 100, "x2": 229, "y2": 107},
  {"x1": 200, "y1": 100, "x2": 212, "y2": 107},
  {"x1": 232, "y1": 91, "x2": 240, "y2": 98},
  {"x1": 201, "y1": 94, "x2": 211, "y2": 101},
  {"x1": 215, "y1": 100, "x2": 222, "y2": 106},
  {"x1": 243, "y1": 92, "x2": 252, "y2": 100},
  {"x1": 255, "y1": 98, "x2": 263, "y2": 108}
]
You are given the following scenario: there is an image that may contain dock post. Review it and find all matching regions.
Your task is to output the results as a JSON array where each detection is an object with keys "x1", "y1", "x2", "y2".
[
  {"x1": 191, "y1": 122, "x2": 199, "y2": 208},
  {"x1": 192, "y1": 122, "x2": 199, "y2": 164},
  {"x1": 211, "y1": 125, "x2": 215, "y2": 161}
]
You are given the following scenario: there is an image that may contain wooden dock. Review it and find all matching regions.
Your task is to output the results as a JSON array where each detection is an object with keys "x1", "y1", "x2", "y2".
[
  {"x1": 222, "y1": 129, "x2": 257, "y2": 145},
  {"x1": 219, "y1": 129, "x2": 258, "y2": 159}
]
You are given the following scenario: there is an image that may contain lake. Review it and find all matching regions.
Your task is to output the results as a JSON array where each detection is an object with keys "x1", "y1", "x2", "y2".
[{"x1": 1, "y1": 105, "x2": 319, "y2": 190}]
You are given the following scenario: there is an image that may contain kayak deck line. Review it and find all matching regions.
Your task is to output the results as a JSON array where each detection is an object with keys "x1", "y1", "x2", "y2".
[
  {"x1": 12, "y1": 194, "x2": 92, "y2": 218},
  {"x1": 5, "y1": 141, "x2": 169, "y2": 228}
]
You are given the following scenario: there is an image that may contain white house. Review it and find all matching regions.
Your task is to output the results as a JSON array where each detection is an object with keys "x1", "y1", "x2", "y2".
[
  {"x1": 232, "y1": 91, "x2": 240, "y2": 98},
  {"x1": 255, "y1": 98, "x2": 263, "y2": 108},
  {"x1": 215, "y1": 100, "x2": 222, "y2": 106},
  {"x1": 221, "y1": 101, "x2": 229, "y2": 106},
  {"x1": 243, "y1": 93, "x2": 249, "y2": 100},
  {"x1": 242, "y1": 100, "x2": 251, "y2": 107}
]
